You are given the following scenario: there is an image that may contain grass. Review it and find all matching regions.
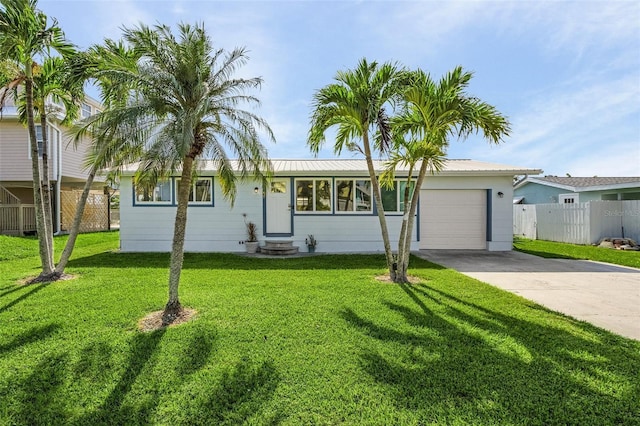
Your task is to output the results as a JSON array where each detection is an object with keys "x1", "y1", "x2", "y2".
[
  {"x1": 1, "y1": 232, "x2": 639, "y2": 425},
  {"x1": 514, "y1": 237, "x2": 640, "y2": 269}
]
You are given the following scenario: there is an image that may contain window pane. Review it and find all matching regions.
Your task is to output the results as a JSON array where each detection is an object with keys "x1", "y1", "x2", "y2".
[
  {"x1": 155, "y1": 181, "x2": 172, "y2": 201},
  {"x1": 355, "y1": 180, "x2": 371, "y2": 211},
  {"x1": 81, "y1": 103, "x2": 91, "y2": 118},
  {"x1": 296, "y1": 180, "x2": 314, "y2": 211},
  {"x1": 316, "y1": 180, "x2": 331, "y2": 211},
  {"x1": 271, "y1": 181, "x2": 286, "y2": 193},
  {"x1": 336, "y1": 180, "x2": 352, "y2": 211},
  {"x1": 194, "y1": 179, "x2": 212, "y2": 202},
  {"x1": 381, "y1": 182, "x2": 398, "y2": 211}
]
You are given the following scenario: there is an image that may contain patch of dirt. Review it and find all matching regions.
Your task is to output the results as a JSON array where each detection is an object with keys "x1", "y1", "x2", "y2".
[
  {"x1": 19, "y1": 273, "x2": 77, "y2": 285},
  {"x1": 137, "y1": 308, "x2": 197, "y2": 332},
  {"x1": 375, "y1": 274, "x2": 423, "y2": 284}
]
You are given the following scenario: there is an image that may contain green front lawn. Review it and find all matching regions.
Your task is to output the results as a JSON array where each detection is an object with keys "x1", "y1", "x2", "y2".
[
  {"x1": 1, "y1": 232, "x2": 638, "y2": 425},
  {"x1": 514, "y1": 237, "x2": 640, "y2": 269}
]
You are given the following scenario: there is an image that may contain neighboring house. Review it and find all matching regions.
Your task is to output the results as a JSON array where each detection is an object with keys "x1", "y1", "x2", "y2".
[
  {"x1": 0, "y1": 95, "x2": 108, "y2": 235},
  {"x1": 119, "y1": 159, "x2": 541, "y2": 253},
  {"x1": 513, "y1": 176, "x2": 640, "y2": 204}
]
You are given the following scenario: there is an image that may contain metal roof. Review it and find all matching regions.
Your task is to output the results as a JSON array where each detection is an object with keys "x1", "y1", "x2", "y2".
[{"x1": 122, "y1": 158, "x2": 542, "y2": 176}]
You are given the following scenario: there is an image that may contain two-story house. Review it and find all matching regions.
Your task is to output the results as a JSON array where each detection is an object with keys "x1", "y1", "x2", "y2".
[{"x1": 0, "y1": 94, "x2": 108, "y2": 235}]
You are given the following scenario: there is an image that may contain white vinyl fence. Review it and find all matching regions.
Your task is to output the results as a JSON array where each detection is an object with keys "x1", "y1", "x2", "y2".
[{"x1": 514, "y1": 200, "x2": 640, "y2": 244}]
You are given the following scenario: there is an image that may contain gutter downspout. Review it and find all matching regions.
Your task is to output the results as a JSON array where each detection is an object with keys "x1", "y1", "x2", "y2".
[{"x1": 54, "y1": 123, "x2": 62, "y2": 235}]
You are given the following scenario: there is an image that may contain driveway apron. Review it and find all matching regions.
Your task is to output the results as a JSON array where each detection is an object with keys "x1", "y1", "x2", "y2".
[{"x1": 416, "y1": 250, "x2": 640, "y2": 340}]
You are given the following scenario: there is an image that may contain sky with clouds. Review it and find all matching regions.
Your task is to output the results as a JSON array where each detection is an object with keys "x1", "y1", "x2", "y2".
[{"x1": 40, "y1": 0, "x2": 640, "y2": 177}]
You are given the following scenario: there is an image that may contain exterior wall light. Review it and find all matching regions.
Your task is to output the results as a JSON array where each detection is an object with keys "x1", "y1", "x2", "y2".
[
  {"x1": 254, "y1": 187, "x2": 260, "y2": 194},
  {"x1": 497, "y1": 191, "x2": 504, "y2": 198}
]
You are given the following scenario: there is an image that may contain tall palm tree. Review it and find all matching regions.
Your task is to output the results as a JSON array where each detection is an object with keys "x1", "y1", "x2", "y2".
[
  {"x1": 308, "y1": 58, "x2": 405, "y2": 280},
  {"x1": 384, "y1": 67, "x2": 511, "y2": 283},
  {"x1": 55, "y1": 42, "x2": 142, "y2": 275},
  {"x1": 0, "y1": 0, "x2": 74, "y2": 280},
  {"x1": 92, "y1": 23, "x2": 273, "y2": 324},
  {"x1": 15, "y1": 56, "x2": 83, "y2": 269}
]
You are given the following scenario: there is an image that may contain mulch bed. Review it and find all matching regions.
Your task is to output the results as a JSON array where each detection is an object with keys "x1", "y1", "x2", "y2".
[{"x1": 138, "y1": 308, "x2": 197, "y2": 332}]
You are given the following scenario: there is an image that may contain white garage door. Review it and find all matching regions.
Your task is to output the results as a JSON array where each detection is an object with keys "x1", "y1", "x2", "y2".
[{"x1": 420, "y1": 189, "x2": 487, "y2": 249}]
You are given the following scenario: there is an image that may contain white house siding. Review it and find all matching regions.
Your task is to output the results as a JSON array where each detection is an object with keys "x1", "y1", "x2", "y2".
[
  {"x1": 420, "y1": 176, "x2": 515, "y2": 251},
  {"x1": 119, "y1": 173, "x2": 516, "y2": 253},
  {"x1": 120, "y1": 177, "x2": 264, "y2": 252},
  {"x1": 0, "y1": 121, "x2": 35, "y2": 182},
  {"x1": 119, "y1": 176, "x2": 418, "y2": 253}
]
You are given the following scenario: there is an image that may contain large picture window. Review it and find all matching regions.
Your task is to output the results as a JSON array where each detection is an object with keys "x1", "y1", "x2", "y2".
[
  {"x1": 177, "y1": 178, "x2": 213, "y2": 205},
  {"x1": 336, "y1": 179, "x2": 372, "y2": 212},
  {"x1": 134, "y1": 180, "x2": 172, "y2": 204},
  {"x1": 381, "y1": 181, "x2": 415, "y2": 212},
  {"x1": 295, "y1": 179, "x2": 331, "y2": 212}
]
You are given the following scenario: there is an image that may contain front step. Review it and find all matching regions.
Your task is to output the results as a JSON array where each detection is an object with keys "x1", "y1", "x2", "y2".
[{"x1": 260, "y1": 240, "x2": 299, "y2": 256}]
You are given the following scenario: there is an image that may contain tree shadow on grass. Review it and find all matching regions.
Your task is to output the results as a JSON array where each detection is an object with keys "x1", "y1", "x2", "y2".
[
  {"x1": 0, "y1": 323, "x2": 60, "y2": 355},
  {"x1": 0, "y1": 282, "x2": 50, "y2": 315},
  {"x1": 176, "y1": 359, "x2": 282, "y2": 426},
  {"x1": 66, "y1": 251, "x2": 445, "y2": 272},
  {"x1": 341, "y1": 283, "x2": 640, "y2": 424},
  {"x1": 0, "y1": 353, "x2": 70, "y2": 425},
  {"x1": 71, "y1": 329, "x2": 167, "y2": 425}
]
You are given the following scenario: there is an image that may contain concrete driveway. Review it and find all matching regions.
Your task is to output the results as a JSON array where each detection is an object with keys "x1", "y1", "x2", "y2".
[{"x1": 416, "y1": 250, "x2": 640, "y2": 340}]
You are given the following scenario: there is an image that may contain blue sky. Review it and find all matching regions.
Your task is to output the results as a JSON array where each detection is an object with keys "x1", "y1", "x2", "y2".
[{"x1": 40, "y1": 0, "x2": 640, "y2": 177}]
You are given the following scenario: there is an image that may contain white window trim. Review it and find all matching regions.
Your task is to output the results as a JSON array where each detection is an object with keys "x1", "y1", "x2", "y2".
[
  {"x1": 176, "y1": 177, "x2": 214, "y2": 205},
  {"x1": 294, "y1": 178, "x2": 332, "y2": 213},
  {"x1": 381, "y1": 180, "x2": 415, "y2": 214},
  {"x1": 81, "y1": 102, "x2": 92, "y2": 118},
  {"x1": 27, "y1": 124, "x2": 51, "y2": 159},
  {"x1": 335, "y1": 179, "x2": 373, "y2": 213},
  {"x1": 134, "y1": 180, "x2": 173, "y2": 205}
]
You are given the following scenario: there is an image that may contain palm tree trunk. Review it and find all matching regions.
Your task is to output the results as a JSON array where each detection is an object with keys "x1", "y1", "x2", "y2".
[
  {"x1": 163, "y1": 156, "x2": 194, "y2": 324},
  {"x1": 25, "y1": 76, "x2": 54, "y2": 279},
  {"x1": 40, "y1": 113, "x2": 55, "y2": 265},
  {"x1": 54, "y1": 165, "x2": 97, "y2": 274},
  {"x1": 394, "y1": 161, "x2": 428, "y2": 283},
  {"x1": 362, "y1": 133, "x2": 395, "y2": 280}
]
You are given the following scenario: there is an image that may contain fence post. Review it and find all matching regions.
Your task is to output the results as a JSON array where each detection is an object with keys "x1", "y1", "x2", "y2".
[{"x1": 18, "y1": 205, "x2": 24, "y2": 236}]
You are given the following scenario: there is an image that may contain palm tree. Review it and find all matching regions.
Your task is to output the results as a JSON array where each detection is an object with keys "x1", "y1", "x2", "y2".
[
  {"x1": 0, "y1": 0, "x2": 75, "y2": 281},
  {"x1": 15, "y1": 56, "x2": 83, "y2": 271},
  {"x1": 308, "y1": 58, "x2": 405, "y2": 280},
  {"x1": 383, "y1": 67, "x2": 511, "y2": 283},
  {"x1": 91, "y1": 23, "x2": 273, "y2": 324},
  {"x1": 55, "y1": 42, "x2": 142, "y2": 275}
]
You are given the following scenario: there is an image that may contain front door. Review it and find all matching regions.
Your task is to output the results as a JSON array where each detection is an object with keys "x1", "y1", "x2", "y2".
[{"x1": 266, "y1": 178, "x2": 292, "y2": 235}]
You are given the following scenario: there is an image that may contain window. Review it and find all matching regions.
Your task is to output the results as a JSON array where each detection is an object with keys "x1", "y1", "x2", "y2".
[
  {"x1": 27, "y1": 125, "x2": 46, "y2": 158},
  {"x1": 81, "y1": 103, "x2": 92, "y2": 118},
  {"x1": 336, "y1": 179, "x2": 371, "y2": 212},
  {"x1": 134, "y1": 180, "x2": 172, "y2": 204},
  {"x1": 559, "y1": 194, "x2": 577, "y2": 204},
  {"x1": 177, "y1": 178, "x2": 213, "y2": 204},
  {"x1": 271, "y1": 181, "x2": 286, "y2": 193},
  {"x1": 381, "y1": 181, "x2": 415, "y2": 212},
  {"x1": 295, "y1": 179, "x2": 331, "y2": 212}
]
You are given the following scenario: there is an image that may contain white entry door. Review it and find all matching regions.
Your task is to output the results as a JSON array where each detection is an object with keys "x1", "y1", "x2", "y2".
[{"x1": 266, "y1": 178, "x2": 292, "y2": 234}]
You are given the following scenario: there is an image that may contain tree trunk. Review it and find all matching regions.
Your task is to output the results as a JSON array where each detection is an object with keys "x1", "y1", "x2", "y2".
[
  {"x1": 162, "y1": 156, "x2": 194, "y2": 325},
  {"x1": 55, "y1": 165, "x2": 97, "y2": 274},
  {"x1": 394, "y1": 161, "x2": 429, "y2": 283},
  {"x1": 362, "y1": 132, "x2": 395, "y2": 280},
  {"x1": 40, "y1": 113, "x2": 55, "y2": 263},
  {"x1": 25, "y1": 76, "x2": 54, "y2": 280}
]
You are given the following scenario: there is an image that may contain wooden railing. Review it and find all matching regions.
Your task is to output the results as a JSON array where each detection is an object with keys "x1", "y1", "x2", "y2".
[{"x1": 0, "y1": 204, "x2": 36, "y2": 235}]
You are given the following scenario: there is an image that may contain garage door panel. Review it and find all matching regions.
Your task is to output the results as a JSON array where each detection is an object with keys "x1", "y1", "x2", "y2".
[{"x1": 420, "y1": 189, "x2": 486, "y2": 249}]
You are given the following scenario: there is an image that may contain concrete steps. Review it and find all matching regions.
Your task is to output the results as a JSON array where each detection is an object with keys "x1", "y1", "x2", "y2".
[{"x1": 260, "y1": 240, "x2": 299, "y2": 256}]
